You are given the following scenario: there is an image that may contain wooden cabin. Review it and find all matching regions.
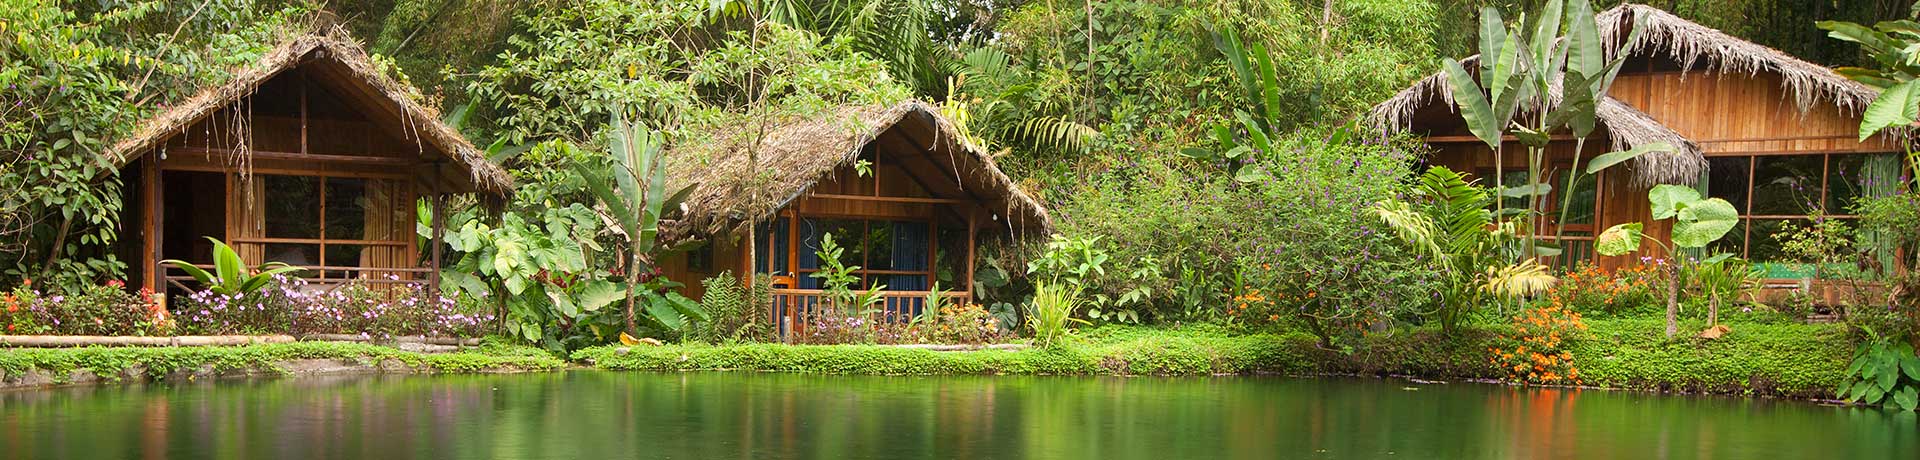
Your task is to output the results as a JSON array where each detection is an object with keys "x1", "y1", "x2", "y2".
[
  {"x1": 1370, "y1": 4, "x2": 1903, "y2": 294},
  {"x1": 655, "y1": 102, "x2": 1051, "y2": 333},
  {"x1": 104, "y1": 34, "x2": 512, "y2": 302}
]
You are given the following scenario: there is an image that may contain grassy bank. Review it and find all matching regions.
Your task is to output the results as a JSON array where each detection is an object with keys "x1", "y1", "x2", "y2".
[
  {"x1": 0, "y1": 341, "x2": 565, "y2": 387},
  {"x1": 576, "y1": 318, "x2": 1853, "y2": 398}
]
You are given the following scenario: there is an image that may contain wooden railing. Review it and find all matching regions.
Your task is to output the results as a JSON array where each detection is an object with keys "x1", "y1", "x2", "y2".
[
  {"x1": 771, "y1": 289, "x2": 970, "y2": 338},
  {"x1": 159, "y1": 263, "x2": 430, "y2": 292}
]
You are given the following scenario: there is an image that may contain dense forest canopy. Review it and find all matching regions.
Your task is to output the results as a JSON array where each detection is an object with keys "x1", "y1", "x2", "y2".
[{"x1": 3, "y1": 0, "x2": 1912, "y2": 327}]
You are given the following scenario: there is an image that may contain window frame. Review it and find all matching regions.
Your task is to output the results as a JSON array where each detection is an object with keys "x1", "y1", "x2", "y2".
[{"x1": 232, "y1": 172, "x2": 413, "y2": 279}]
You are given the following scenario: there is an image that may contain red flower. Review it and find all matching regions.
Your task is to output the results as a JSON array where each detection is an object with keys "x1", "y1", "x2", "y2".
[{"x1": 106, "y1": 279, "x2": 124, "y2": 288}]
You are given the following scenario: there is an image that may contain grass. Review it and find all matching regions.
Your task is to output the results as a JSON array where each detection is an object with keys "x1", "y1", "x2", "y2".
[
  {"x1": 0, "y1": 313, "x2": 1855, "y2": 399},
  {"x1": 0, "y1": 339, "x2": 566, "y2": 385},
  {"x1": 575, "y1": 317, "x2": 1854, "y2": 398}
]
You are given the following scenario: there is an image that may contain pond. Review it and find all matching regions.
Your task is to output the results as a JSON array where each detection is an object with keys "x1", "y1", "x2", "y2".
[{"x1": 1, "y1": 372, "x2": 1913, "y2": 459}]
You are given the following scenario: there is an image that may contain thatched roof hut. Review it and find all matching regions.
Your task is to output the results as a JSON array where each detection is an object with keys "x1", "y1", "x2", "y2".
[
  {"x1": 1368, "y1": 4, "x2": 1882, "y2": 186},
  {"x1": 106, "y1": 31, "x2": 512, "y2": 195},
  {"x1": 660, "y1": 101, "x2": 1051, "y2": 242}
]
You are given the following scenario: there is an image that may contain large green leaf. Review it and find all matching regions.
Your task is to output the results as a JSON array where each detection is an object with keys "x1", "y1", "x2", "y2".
[
  {"x1": 1442, "y1": 58, "x2": 1502, "y2": 150},
  {"x1": 1895, "y1": 387, "x2": 1919, "y2": 411},
  {"x1": 209, "y1": 237, "x2": 245, "y2": 292},
  {"x1": 1477, "y1": 7, "x2": 1506, "y2": 77},
  {"x1": 576, "y1": 279, "x2": 625, "y2": 313},
  {"x1": 643, "y1": 293, "x2": 688, "y2": 331},
  {"x1": 160, "y1": 259, "x2": 215, "y2": 288},
  {"x1": 1531, "y1": 0, "x2": 1565, "y2": 62},
  {"x1": 1860, "y1": 79, "x2": 1920, "y2": 141},
  {"x1": 1818, "y1": 20, "x2": 1901, "y2": 55},
  {"x1": 1648, "y1": 184, "x2": 1701, "y2": 220},
  {"x1": 547, "y1": 288, "x2": 580, "y2": 317},
  {"x1": 1586, "y1": 143, "x2": 1673, "y2": 173},
  {"x1": 1500, "y1": 183, "x2": 1553, "y2": 198},
  {"x1": 1559, "y1": 71, "x2": 1599, "y2": 137},
  {"x1": 1489, "y1": 32, "x2": 1523, "y2": 116},
  {"x1": 1595, "y1": 222, "x2": 1643, "y2": 256},
  {"x1": 493, "y1": 238, "x2": 528, "y2": 278},
  {"x1": 1672, "y1": 198, "x2": 1739, "y2": 248},
  {"x1": 1560, "y1": 0, "x2": 1602, "y2": 136}
]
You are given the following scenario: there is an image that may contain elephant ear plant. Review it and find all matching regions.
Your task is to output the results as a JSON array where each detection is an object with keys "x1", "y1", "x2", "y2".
[
  {"x1": 1594, "y1": 184, "x2": 1739, "y2": 339},
  {"x1": 161, "y1": 237, "x2": 305, "y2": 296}
]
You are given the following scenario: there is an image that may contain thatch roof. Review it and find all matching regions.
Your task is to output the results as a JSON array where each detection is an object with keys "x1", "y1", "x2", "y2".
[
  {"x1": 1368, "y1": 3, "x2": 1880, "y2": 186},
  {"x1": 661, "y1": 101, "x2": 1051, "y2": 242},
  {"x1": 104, "y1": 31, "x2": 512, "y2": 195},
  {"x1": 1607, "y1": 4, "x2": 1876, "y2": 112}
]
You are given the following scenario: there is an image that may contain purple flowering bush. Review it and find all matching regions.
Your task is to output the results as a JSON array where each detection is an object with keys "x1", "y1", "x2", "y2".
[
  {"x1": 0, "y1": 279, "x2": 172, "y2": 336},
  {"x1": 173, "y1": 276, "x2": 496, "y2": 338}
]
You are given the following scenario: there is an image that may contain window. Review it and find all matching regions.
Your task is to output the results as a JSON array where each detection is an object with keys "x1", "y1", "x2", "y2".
[
  {"x1": 759, "y1": 217, "x2": 933, "y2": 291},
  {"x1": 1703, "y1": 153, "x2": 1904, "y2": 277},
  {"x1": 240, "y1": 174, "x2": 411, "y2": 280}
]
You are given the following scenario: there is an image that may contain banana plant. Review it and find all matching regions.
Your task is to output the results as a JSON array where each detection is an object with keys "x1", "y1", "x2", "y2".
[
  {"x1": 160, "y1": 237, "x2": 304, "y2": 296},
  {"x1": 1595, "y1": 184, "x2": 1740, "y2": 339},
  {"x1": 1442, "y1": 0, "x2": 1645, "y2": 257},
  {"x1": 572, "y1": 110, "x2": 702, "y2": 336},
  {"x1": 1372, "y1": 167, "x2": 1556, "y2": 333}
]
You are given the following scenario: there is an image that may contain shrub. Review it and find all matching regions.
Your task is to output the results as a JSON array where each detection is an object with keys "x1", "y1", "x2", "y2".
[
  {"x1": 1489, "y1": 303, "x2": 1587, "y2": 385},
  {"x1": 174, "y1": 276, "x2": 493, "y2": 338},
  {"x1": 1028, "y1": 282, "x2": 1087, "y2": 349},
  {"x1": 688, "y1": 272, "x2": 774, "y2": 344},
  {"x1": 1554, "y1": 264, "x2": 1661, "y2": 317},
  {"x1": 919, "y1": 303, "x2": 1006, "y2": 345},
  {"x1": 0, "y1": 279, "x2": 169, "y2": 336}
]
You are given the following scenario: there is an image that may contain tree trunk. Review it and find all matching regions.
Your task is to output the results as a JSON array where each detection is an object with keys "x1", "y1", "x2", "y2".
[
  {"x1": 624, "y1": 248, "x2": 639, "y2": 336},
  {"x1": 1708, "y1": 292, "x2": 1719, "y2": 327},
  {"x1": 1666, "y1": 264, "x2": 1680, "y2": 339}
]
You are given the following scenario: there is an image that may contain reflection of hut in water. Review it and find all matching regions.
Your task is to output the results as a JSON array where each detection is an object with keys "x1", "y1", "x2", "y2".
[{"x1": 104, "y1": 31, "x2": 511, "y2": 302}]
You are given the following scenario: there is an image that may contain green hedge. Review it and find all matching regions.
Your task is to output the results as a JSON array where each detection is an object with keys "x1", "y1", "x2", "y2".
[
  {"x1": 576, "y1": 319, "x2": 1853, "y2": 398},
  {"x1": 1570, "y1": 318, "x2": 1850, "y2": 396},
  {"x1": 0, "y1": 341, "x2": 565, "y2": 384}
]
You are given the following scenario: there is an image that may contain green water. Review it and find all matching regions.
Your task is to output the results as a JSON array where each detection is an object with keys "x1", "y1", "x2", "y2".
[{"x1": 1, "y1": 372, "x2": 1913, "y2": 459}]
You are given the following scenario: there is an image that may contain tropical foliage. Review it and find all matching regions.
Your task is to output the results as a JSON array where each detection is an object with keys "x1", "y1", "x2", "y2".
[
  {"x1": 1595, "y1": 184, "x2": 1741, "y2": 338},
  {"x1": 1372, "y1": 166, "x2": 1556, "y2": 334},
  {"x1": 160, "y1": 237, "x2": 304, "y2": 297}
]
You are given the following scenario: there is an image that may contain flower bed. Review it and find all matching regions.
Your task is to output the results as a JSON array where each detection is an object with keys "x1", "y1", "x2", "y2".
[
  {"x1": 2, "y1": 279, "x2": 168, "y2": 336},
  {"x1": 0, "y1": 276, "x2": 496, "y2": 340}
]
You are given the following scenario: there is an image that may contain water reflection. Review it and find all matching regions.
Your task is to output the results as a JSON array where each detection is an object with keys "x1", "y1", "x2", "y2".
[{"x1": 1, "y1": 372, "x2": 1913, "y2": 459}]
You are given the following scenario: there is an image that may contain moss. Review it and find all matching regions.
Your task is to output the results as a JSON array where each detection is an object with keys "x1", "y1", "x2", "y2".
[
  {"x1": 1569, "y1": 318, "x2": 1850, "y2": 397},
  {"x1": 573, "y1": 319, "x2": 1852, "y2": 398},
  {"x1": 0, "y1": 341, "x2": 565, "y2": 384}
]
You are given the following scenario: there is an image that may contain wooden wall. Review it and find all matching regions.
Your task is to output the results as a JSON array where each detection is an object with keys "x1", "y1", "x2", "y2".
[
  {"x1": 130, "y1": 67, "x2": 450, "y2": 293},
  {"x1": 1610, "y1": 71, "x2": 1896, "y2": 156},
  {"x1": 1420, "y1": 63, "x2": 1895, "y2": 272}
]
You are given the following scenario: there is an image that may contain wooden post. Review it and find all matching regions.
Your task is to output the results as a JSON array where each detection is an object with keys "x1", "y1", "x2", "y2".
[
  {"x1": 141, "y1": 154, "x2": 162, "y2": 298},
  {"x1": 428, "y1": 194, "x2": 446, "y2": 294},
  {"x1": 964, "y1": 206, "x2": 977, "y2": 304}
]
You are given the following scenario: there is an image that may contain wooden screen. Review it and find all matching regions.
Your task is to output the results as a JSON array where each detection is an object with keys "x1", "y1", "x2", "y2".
[{"x1": 229, "y1": 173, "x2": 416, "y2": 282}]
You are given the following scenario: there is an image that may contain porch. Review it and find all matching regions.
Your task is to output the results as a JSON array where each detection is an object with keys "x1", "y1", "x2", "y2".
[{"x1": 768, "y1": 288, "x2": 972, "y2": 336}]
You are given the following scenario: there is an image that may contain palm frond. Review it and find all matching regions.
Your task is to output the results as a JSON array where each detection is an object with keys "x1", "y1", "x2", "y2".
[
  {"x1": 1482, "y1": 259, "x2": 1558, "y2": 297},
  {"x1": 1371, "y1": 199, "x2": 1444, "y2": 261},
  {"x1": 1008, "y1": 115, "x2": 1098, "y2": 155}
]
